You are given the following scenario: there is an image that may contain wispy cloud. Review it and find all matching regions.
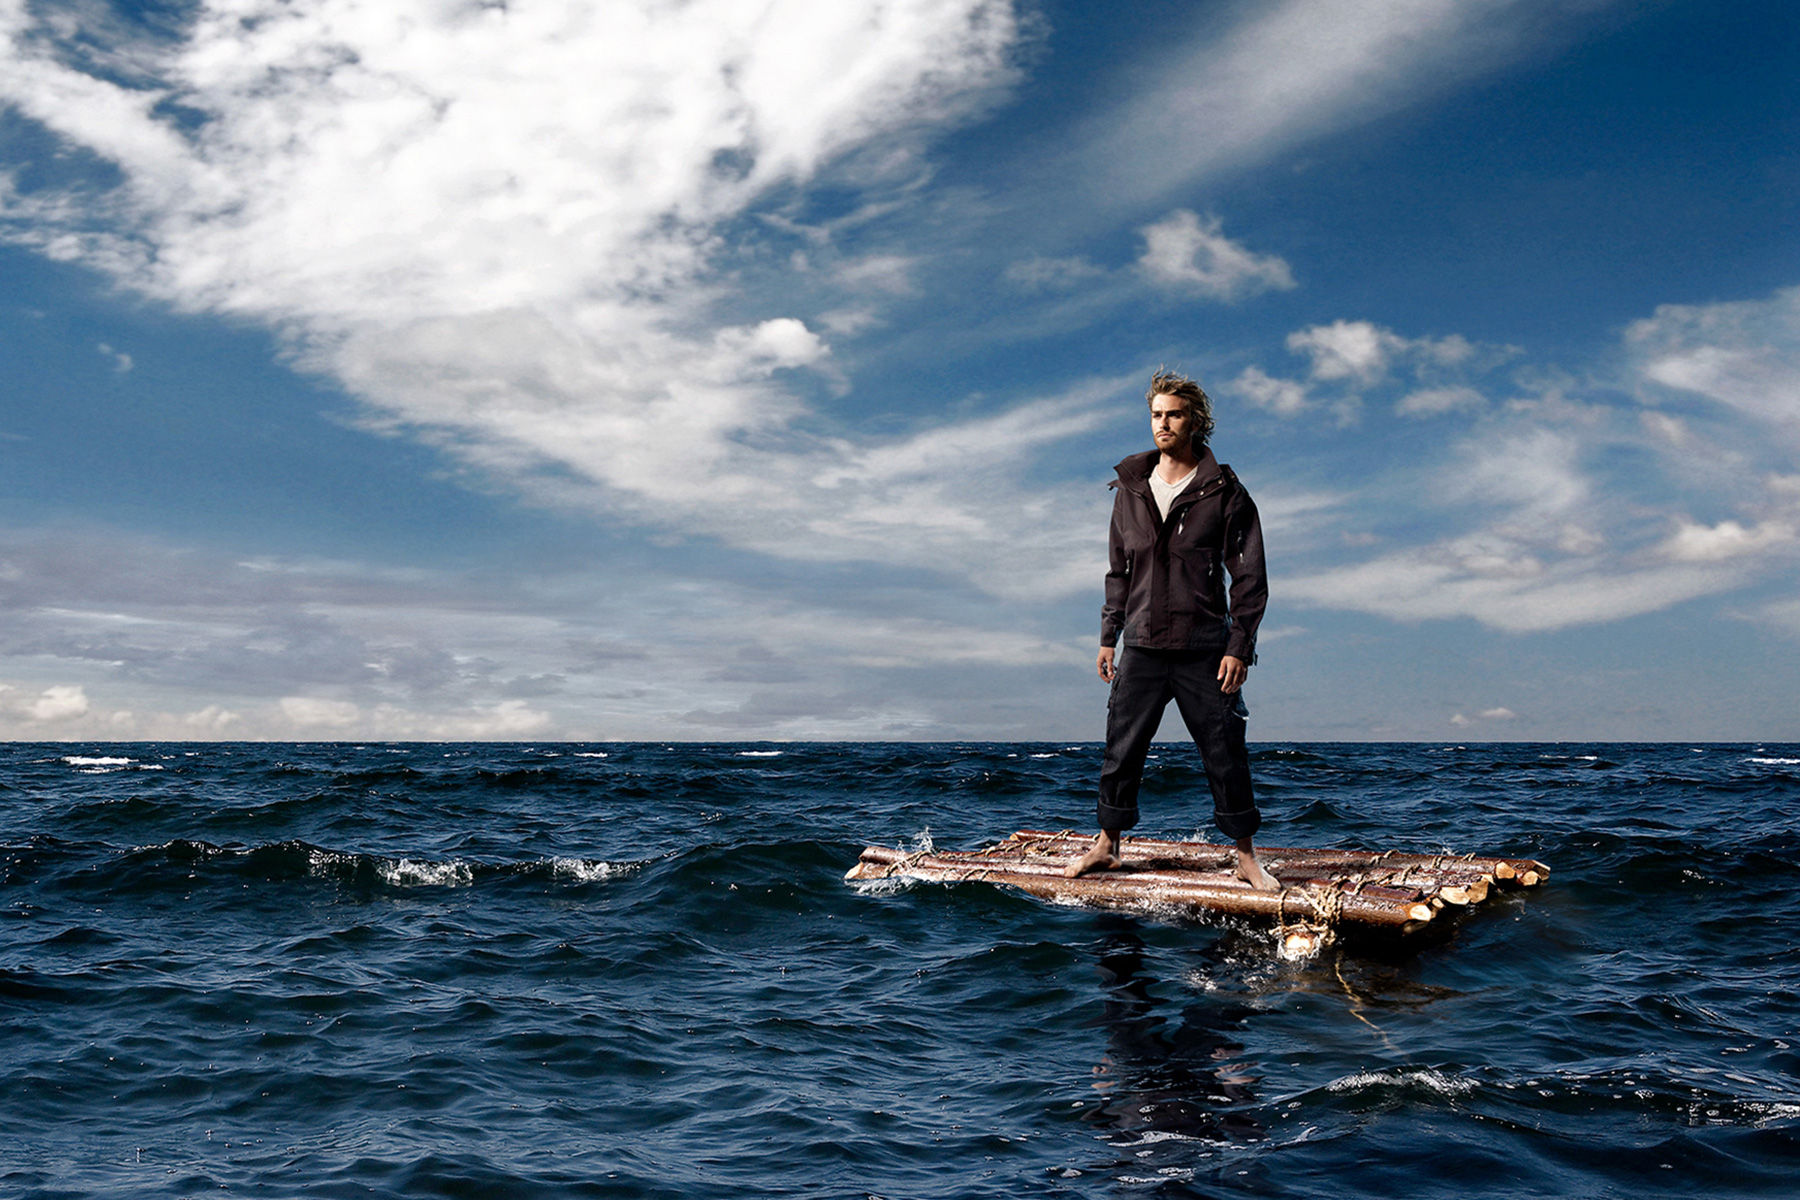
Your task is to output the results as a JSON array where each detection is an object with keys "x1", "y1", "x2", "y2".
[
  {"x1": 1277, "y1": 286, "x2": 1800, "y2": 632},
  {"x1": 1068, "y1": 0, "x2": 1625, "y2": 213},
  {"x1": 1628, "y1": 285, "x2": 1800, "y2": 431},
  {"x1": 1135, "y1": 210, "x2": 1294, "y2": 300}
]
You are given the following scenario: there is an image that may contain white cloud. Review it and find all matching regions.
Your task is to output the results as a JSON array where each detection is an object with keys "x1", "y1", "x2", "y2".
[
  {"x1": 1628, "y1": 286, "x2": 1800, "y2": 428},
  {"x1": 1, "y1": 0, "x2": 1076, "y2": 596},
  {"x1": 1287, "y1": 320, "x2": 1406, "y2": 384},
  {"x1": 31, "y1": 684, "x2": 89, "y2": 721},
  {"x1": 280, "y1": 696, "x2": 360, "y2": 729},
  {"x1": 1135, "y1": 210, "x2": 1294, "y2": 301},
  {"x1": 1229, "y1": 366, "x2": 1310, "y2": 416},
  {"x1": 0, "y1": 681, "x2": 91, "y2": 722},
  {"x1": 1284, "y1": 320, "x2": 1482, "y2": 387},
  {"x1": 184, "y1": 704, "x2": 240, "y2": 732},
  {"x1": 1448, "y1": 707, "x2": 1515, "y2": 727},
  {"x1": 1661, "y1": 518, "x2": 1795, "y2": 563},
  {"x1": 427, "y1": 699, "x2": 551, "y2": 739}
]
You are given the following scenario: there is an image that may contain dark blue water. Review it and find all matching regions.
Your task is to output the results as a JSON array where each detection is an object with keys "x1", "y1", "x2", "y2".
[{"x1": 3, "y1": 742, "x2": 1797, "y2": 1198}]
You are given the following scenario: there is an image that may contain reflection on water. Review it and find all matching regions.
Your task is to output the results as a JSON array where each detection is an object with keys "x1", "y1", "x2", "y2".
[{"x1": 1081, "y1": 922, "x2": 1266, "y2": 1149}]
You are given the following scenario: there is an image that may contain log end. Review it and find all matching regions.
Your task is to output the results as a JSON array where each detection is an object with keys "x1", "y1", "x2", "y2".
[{"x1": 1408, "y1": 903, "x2": 1435, "y2": 922}]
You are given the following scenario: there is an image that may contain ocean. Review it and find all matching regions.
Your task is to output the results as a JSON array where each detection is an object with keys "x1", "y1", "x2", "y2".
[{"x1": 2, "y1": 741, "x2": 1797, "y2": 1198}]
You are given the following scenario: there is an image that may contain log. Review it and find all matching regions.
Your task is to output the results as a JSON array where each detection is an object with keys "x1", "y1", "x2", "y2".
[
  {"x1": 1009, "y1": 830, "x2": 1547, "y2": 888},
  {"x1": 848, "y1": 845, "x2": 1433, "y2": 926}
]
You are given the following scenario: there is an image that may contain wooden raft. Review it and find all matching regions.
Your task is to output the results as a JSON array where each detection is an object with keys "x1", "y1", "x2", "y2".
[{"x1": 846, "y1": 829, "x2": 1548, "y2": 935}]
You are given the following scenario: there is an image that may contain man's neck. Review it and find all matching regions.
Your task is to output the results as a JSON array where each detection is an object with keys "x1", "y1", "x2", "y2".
[{"x1": 1154, "y1": 446, "x2": 1200, "y2": 484}]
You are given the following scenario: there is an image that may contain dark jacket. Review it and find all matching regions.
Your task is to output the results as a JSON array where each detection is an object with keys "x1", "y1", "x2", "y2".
[{"x1": 1100, "y1": 446, "x2": 1267, "y2": 661}]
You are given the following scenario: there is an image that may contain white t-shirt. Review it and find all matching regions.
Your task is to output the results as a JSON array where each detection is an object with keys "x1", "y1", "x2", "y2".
[{"x1": 1148, "y1": 465, "x2": 1197, "y2": 521}]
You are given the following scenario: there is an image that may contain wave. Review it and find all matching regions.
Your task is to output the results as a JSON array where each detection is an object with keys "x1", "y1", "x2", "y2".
[{"x1": 38, "y1": 838, "x2": 646, "y2": 899}]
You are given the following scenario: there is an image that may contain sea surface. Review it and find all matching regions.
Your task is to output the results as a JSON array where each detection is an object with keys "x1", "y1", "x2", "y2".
[{"x1": 2, "y1": 742, "x2": 1797, "y2": 1198}]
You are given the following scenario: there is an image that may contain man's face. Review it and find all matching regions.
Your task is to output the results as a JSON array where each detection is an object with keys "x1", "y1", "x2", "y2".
[{"x1": 1149, "y1": 393, "x2": 1194, "y2": 456}]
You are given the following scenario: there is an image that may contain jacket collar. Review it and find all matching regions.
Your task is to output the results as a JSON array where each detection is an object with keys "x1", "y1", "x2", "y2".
[{"x1": 1115, "y1": 445, "x2": 1221, "y2": 496}]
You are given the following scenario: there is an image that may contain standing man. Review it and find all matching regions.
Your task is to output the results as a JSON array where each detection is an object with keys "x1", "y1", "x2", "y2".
[{"x1": 1066, "y1": 371, "x2": 1278, "y2": 889}]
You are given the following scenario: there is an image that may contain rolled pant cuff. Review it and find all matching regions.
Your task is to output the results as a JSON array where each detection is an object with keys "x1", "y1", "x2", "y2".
[
  {"x1": 1095, "y1": 803, "x2": 1138, "y2": 833},
  {"x1": 1214, "y1": 807, "x2": 1261, "y2": 841}
]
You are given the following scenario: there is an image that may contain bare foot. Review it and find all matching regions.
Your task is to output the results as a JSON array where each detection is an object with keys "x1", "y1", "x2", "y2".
[
  {"x1": 1235, "y1": 841, "x2": 1279, "y2": 891},
  {"x1": 1065, "y1": 830, "x2": 1123, "y2": 878}
]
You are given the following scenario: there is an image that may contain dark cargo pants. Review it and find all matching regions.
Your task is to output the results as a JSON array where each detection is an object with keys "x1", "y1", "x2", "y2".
[{"x1": 1097, "y1": 646, "x2": 1260, "y2": 840}]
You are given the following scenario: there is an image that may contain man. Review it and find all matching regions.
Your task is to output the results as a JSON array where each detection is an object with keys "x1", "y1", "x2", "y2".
[{"x1": 1066, "y1": 371, "x2": 1277, "y2": 889}]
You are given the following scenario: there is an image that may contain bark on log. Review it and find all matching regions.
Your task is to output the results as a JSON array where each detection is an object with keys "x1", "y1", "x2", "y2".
[
  {"x1": 1009, "y1": 830, "x2": 1547, "y2": 888},
  {"x1": 848, "y1": 845, "x2": 1432, "y2": 926}
]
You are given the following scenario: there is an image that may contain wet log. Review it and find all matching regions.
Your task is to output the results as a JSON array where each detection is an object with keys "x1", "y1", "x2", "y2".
[
  {"x1": 847, "y1": 845, "x2": 1434, "y2": 926},
  {"x1": 1009, "y1": 830, "x2": 1546, "y2": 889}
]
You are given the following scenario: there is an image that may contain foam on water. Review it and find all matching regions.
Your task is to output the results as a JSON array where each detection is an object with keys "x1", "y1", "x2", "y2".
[
  {"x1": 378, "y1": 858, "x2": 475, "y2": 887},
  {"x1": 1327, "y1": 1067, "x2": 1479, "y2": 1097},
  {"x1": 550, "y1": 856, "x2": 632, "y2": 884}
]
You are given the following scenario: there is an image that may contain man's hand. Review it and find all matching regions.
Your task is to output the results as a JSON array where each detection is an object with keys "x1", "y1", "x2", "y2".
[
  {"x1": 1097, "y1": 646, "x2": 1116, "y2": 683},
  {"x1": 1217, "y1": 655, "x2": 1247, "y2": 694}
]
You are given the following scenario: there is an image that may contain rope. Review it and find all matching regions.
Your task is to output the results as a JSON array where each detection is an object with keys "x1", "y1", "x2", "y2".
[{"x1": 1275, "y1": 878, "x2": 1345, "y2": 958}]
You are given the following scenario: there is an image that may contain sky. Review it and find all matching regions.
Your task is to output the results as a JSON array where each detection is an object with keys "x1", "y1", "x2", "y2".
[{"x1": 0, "y1": 0, "x2": 1796, "y2": 742}]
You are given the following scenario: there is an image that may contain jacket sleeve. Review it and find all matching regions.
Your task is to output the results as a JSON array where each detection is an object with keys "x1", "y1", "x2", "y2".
[
  {"x1": 1100, "y1": 489, "x2": 1128, "y2": 648},
  {"x1": 1222, "y1": 484, "x2": 1267, "y2": 662}
]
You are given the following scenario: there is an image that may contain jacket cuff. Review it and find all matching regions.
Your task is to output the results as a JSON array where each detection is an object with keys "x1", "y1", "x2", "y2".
[
  {"x1": 1100, "y1": 629, "x2": 1120, "y2": 648},
  {"x1": 1225, "y1": 634, "x2": 1255, "y2": 663}
]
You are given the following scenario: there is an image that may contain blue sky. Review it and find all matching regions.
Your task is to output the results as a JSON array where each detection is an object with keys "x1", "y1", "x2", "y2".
[{"x1": 1, "y1": 0, "x2": 1796, "y2": 741}]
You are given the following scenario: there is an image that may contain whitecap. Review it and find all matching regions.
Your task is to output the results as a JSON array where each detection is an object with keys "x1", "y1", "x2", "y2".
[
  {"x1": 65, "y1": 756, "x2": 132, "y2": 766},
  {"x1": 574, "y1": 752, "x2": 609, "y2": 758},
  {"x1": 1748, "y1": 757, "x2": 1800, "y2": 765},
  {"x1": 737, "y1": 750, "x2": 782, "y2": 757},
  {"x1": 552, "y1": 857, "x2": 631, "y2": 884},
  {"x1": 379, "y1": 859, "x2": 475, "y2": 888},
  {"x1": 1327, "y1": 1068, "x2": 1476, "y2": 1097}
]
